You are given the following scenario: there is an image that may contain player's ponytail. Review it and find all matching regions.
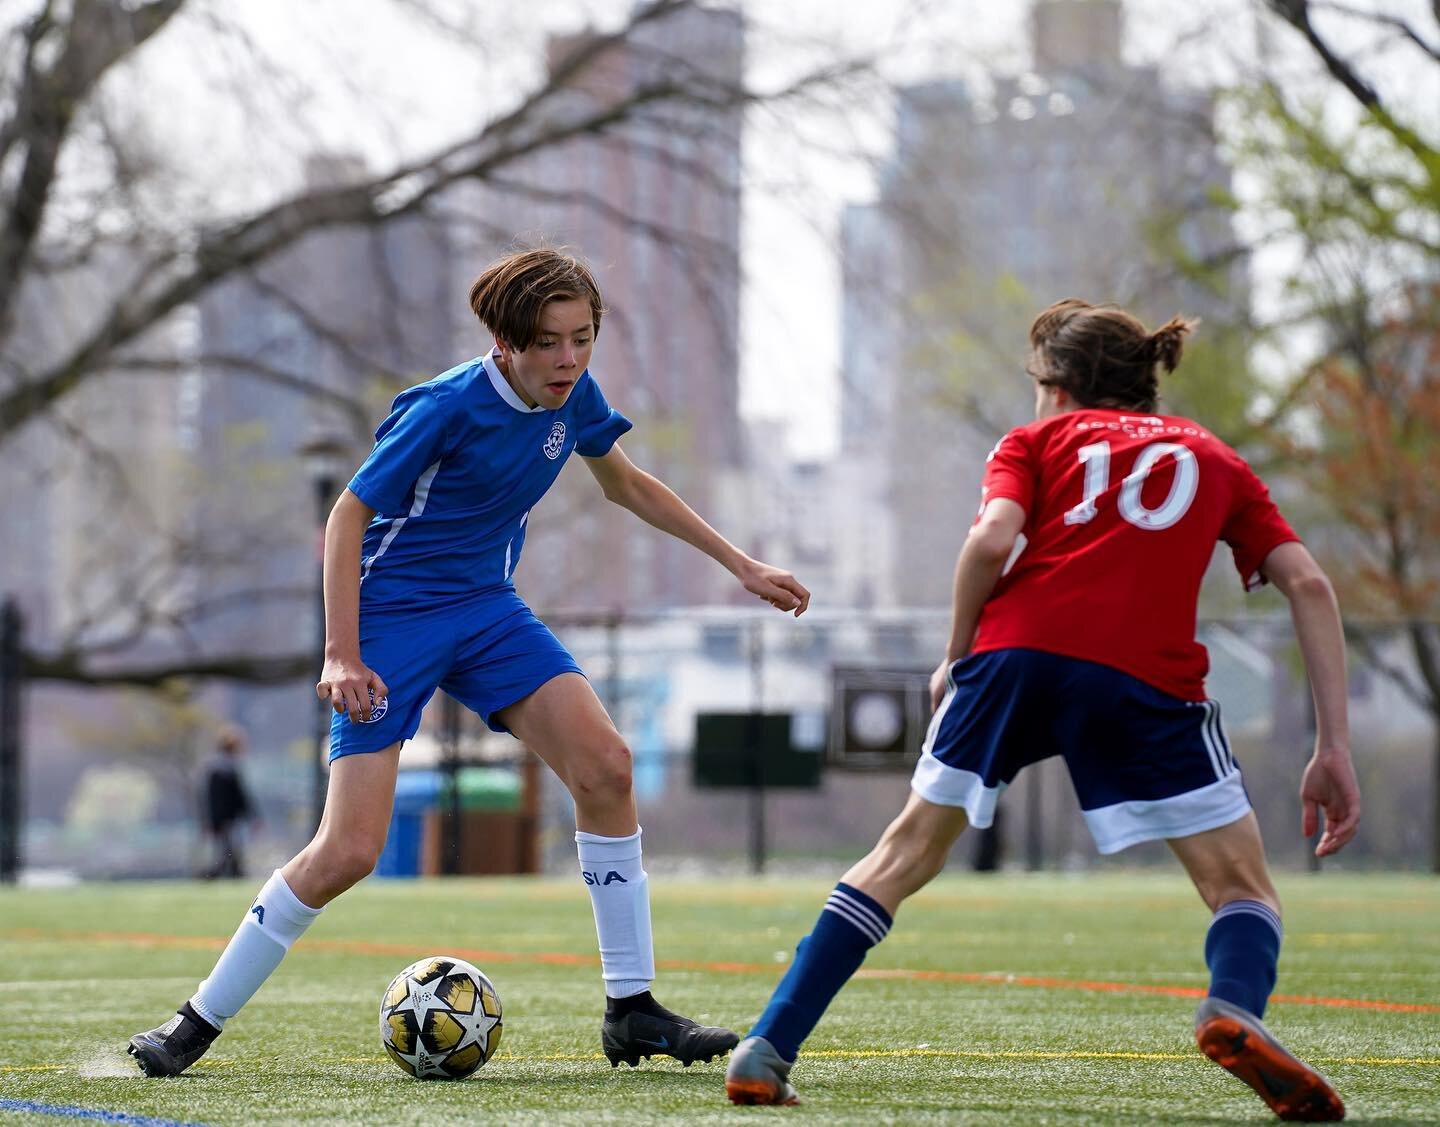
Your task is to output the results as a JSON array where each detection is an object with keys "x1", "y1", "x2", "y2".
[
  {"x1": 1148, "y1": 315, "x2": 1193, "y2": 374},
  {"x1": 1028, "y1": 299, "x2": 1197, "y2": 413}
]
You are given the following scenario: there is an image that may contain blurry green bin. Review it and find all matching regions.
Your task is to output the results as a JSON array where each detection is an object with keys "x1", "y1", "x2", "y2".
[
  {"x1": 438, "y1": 766, "x2": 520, "y2": 811},
  {"x1": 421, "y1": 766, "x2": 534, "y2": 875}
]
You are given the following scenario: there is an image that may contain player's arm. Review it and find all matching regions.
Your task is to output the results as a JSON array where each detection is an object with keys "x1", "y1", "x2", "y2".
[
  {"x1": 315, "y1": 488, "x2": 391, "y2": 723},
  {"x1": 1259, "y1": 540, "x2": 1360, "y2": 857},
  {"x1": 582, "y1": 443, "x2": 809, "y2": 616},
  {"x1": 930, "y1": 498, "x2": 1027, "y2": 710}
]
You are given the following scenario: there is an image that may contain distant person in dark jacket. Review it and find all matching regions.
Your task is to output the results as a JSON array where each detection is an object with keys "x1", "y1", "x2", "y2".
[{"x1": 201, "y1": 728, "x2": 256, "y2": 880}]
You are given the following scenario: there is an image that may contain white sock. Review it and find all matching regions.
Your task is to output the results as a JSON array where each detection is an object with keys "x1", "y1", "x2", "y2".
[
  {"x1": 575, "y1": 827, "x2": 654, "y2": 998},
  {"x1": 191, "y1": 869, "x2": 322, "y2": 1028}
]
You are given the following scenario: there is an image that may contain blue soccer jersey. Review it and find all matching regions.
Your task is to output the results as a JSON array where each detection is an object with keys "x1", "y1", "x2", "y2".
[{"x1": 348, "y1": 350, "x2": 631, "y2": 611}]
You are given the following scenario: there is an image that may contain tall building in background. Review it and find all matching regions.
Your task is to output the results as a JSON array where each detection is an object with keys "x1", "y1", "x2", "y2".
[
  {"x1": 456, "y1": 2, "x2": 746, "y2": 610},
  {"x1": 839, "y1": 0, "x2": 1245, "y2": 606}
]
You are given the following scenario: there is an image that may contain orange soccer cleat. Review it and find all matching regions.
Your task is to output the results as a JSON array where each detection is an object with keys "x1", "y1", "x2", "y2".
[
  {"x1": 725, "y1": 1036, "x2": 800, "y2": 1106},
  {"x1": 1195, "y1": 997, "x2": 1345, "y2": 1121}
]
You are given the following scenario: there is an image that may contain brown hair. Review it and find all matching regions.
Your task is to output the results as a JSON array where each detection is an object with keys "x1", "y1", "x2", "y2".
[
  {"x1": 1028, "y1": 298, "x2": 1196, "y2": 412},
  {"x1": 468, "y1": 247, "x2": 605, "y2": 351}
]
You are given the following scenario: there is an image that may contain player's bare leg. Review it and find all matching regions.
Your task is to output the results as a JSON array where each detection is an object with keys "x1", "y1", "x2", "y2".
[
  {"x1": 839, "y1": 791, "x2": 971, "y2": 915},
  {"x1": 499, "y1": 673, "x2": 738, "y2": 1067},
  {"x1": 728, "y1": 793, "x2": 969, "y2": 1105},
  {"x1": 129, "y1": 746, "x2": 400, "y2": 1077},
  {"x1": 1170, "y1": 816, "x2": 1344, "y2": 1121},
  {"x1": 282, "y1": 743, "x2": 402, "y2": 907}
]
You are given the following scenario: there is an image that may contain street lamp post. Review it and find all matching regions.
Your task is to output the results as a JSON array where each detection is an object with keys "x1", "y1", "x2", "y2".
[{"x1": 300, "y1": 431, "x2": 352, "y2": 835}]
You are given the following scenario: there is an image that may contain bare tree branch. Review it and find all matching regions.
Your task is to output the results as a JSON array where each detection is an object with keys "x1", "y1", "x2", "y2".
[
  {"x1": 0, "y1": 0, "x2": 879, "y2": 690},
  {"x1": 1407, "y1": 617, "x2": 1440, "y2": 716},
  {"x1": 108, "y1": 353, "x2": 372, "y2": 433},
  {"x1": 24, "y1": 648, "x2": 313, "y2": 686},
  {"x1": 0, "y1": 1, "x2": 857, "y2": 443},
  {"x1": 0, "y1": 0, "x2": 185, "y2": 341},
  {"x1": 1345, "y1": 622, "x2": 1438, "y2": 713},
  {"x1": 1264, "y1": 0, "x2": 1436, "y2": 162},
  {"x1": 1311, "y1": 0, "x2": 1440, "y2": 63}
]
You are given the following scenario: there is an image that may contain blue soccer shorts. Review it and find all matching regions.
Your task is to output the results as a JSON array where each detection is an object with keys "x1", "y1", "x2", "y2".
[
  {"x1": 328, "y1": 588, "x2": 583, "y2": 761},
  {"x1": 909, "y1": 648, "x2": 1251, "y2": 854}
]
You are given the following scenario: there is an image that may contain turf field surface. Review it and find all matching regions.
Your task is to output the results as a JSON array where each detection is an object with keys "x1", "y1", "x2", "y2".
[{"x1": 1, "y1": 872, "x2": 1436, "y2": 1125}]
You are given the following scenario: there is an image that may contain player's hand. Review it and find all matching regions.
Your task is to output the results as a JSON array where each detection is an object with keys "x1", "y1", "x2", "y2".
[
  {"x1": 316, "y1": 656, "x2": 390, "y2": 724},
  {"x1": 738, "y1": 558, "x2": 810, "y2": 616},
  {"x1": 1299, "y1": 748, "x2": 1360, "y2": 857},
  {"x1": 929, "y1": 658, "x2": 953, "y2": 715}
]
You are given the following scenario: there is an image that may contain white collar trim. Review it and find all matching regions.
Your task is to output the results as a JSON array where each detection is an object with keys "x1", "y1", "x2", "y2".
[{"x1": 483, "y1": 348, "x2": 546, "y2": 414}]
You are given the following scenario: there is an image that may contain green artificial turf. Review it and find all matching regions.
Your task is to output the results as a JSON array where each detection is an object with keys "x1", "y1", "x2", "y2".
[{"x1": 0, "y1": 872, "x2": 1436, "y2": 1124}]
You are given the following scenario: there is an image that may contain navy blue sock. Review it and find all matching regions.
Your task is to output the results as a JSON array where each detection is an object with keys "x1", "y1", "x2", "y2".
[
  {"x1": 1204, "y1": 899, "x2": 1282, "y2": 1018},
  {"x1": 749, "y1": 882, "x2": 893, "y2": 1062}
]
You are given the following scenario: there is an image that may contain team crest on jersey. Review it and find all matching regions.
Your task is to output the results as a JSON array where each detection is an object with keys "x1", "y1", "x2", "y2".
[{"x1": 543, "y1": 421, "x2": 567, "y2": 461}]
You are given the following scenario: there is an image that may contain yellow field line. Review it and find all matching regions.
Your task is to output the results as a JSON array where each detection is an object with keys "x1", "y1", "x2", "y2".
[
  {"x1": 351, "y1": 1048, "x2": 1440, "y2": 1066},
  {"x1": 473, "y1": 1048, "x2": 1440, "y2": 1067},
  {"x1": 803, "y1": 1049, "x2": 1440, "y2": 1066},
  {"x1": 9, "y1": 1049, "x2": 1435, "y2": 1076}
]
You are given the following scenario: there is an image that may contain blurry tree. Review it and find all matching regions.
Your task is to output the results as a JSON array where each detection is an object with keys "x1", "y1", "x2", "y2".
[
  {"x1": 0, "y1": 0, "x2": 868, "y2": 686},
  {"x1": 1226, "y1": 1, "x2": 1440, "y2": 866}
]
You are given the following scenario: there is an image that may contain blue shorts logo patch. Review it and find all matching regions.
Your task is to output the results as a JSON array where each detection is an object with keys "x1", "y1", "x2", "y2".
[{"x1": 364, "y1": 688, "x2": 389, "y2": 723}]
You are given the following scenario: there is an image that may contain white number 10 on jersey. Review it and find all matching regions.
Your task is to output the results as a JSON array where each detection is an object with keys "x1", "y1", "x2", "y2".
[{"x1": 1064, "y1": 441, "x2": 1199, "y2": 530}]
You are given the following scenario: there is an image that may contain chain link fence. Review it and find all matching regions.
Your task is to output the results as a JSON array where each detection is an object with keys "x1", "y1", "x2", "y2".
[
  {"x1": 6, "y1": 607, "x2": 1434, "y2": 879},
  {"x1": 537, "y1": 608, "x2": 1434, "y2": 875}
]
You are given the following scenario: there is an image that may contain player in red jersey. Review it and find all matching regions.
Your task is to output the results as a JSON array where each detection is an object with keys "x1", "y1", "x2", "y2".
[{"x1": 725, "y1": 299, "x2": 1360, "y2": 1121}]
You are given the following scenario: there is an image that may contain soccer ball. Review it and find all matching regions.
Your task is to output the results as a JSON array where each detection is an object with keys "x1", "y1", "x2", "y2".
[{"x1": 379, "y1": 956, "x2": 503, "y2": 1080}]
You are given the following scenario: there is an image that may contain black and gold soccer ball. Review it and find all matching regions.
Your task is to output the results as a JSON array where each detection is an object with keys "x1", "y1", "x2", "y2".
[{"x1": 379, "y1": 956, "x2": 503, "y2": 1080}]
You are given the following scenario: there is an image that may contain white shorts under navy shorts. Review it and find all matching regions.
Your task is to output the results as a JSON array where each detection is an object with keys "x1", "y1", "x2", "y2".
[
  {"x1": 910, "y1": 648, "x2": 1251, "y2": 854},
  {"x1": 329, "y1": 587, "x2": 583, "y2": 761}
]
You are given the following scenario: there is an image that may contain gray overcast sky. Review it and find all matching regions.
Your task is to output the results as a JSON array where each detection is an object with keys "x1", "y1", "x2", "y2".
[{"x1": 121, "y1": 0, "x2": 1437, "y2": 456}]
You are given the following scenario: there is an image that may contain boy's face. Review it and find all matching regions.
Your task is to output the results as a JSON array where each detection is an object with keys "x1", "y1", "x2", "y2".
[{"x1": 496, "y1": 297, "x2": 595, "y2": 410}]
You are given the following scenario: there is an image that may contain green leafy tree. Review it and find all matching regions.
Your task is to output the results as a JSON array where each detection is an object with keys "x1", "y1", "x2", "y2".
[{"x1": 1232, "y1": 1, "x2": 1440, "y2": 867}]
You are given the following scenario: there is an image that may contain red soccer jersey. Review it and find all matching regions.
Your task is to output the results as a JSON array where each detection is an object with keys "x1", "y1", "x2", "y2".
[{"x1": 971, "y1": 408, "x2": 1299, "y2": 701}]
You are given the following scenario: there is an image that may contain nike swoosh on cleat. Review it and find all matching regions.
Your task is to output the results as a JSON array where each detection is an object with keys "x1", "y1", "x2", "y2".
[{"x1": 637, "y1": 1037, "x2": 670, "y2": 1049}]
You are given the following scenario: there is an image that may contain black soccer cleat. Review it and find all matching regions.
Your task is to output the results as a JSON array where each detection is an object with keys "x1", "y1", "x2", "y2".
[
  {"x1": 128, "y1": 1002, "x2": 221, "y2": 1077},
  {"x1": 601, "y1": 1002, "x2": 739, "y2": 1068}
]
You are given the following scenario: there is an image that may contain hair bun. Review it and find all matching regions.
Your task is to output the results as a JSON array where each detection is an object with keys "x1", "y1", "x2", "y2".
[{"x1": 1149, "y1": 315, "x2": 1197, "y2": 373}]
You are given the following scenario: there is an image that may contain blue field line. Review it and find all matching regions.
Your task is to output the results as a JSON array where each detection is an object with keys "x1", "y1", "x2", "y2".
[{"x1": 0, "y1": 1099, "x2": 205, "y2": 1126}]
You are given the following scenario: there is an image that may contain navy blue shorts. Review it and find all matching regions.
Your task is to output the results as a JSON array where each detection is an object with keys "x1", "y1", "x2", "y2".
[
  {"x1": 329, "y1": 588, "x2": 583, "y2": 761},
  {"x1": 910, "y1": 648, "x2": 1251, "y2": 853}
]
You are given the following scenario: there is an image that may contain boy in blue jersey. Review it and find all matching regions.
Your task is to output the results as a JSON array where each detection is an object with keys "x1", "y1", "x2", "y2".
[{"x1": 129, "y1": 247, "x2": 811, "y2": 1078}]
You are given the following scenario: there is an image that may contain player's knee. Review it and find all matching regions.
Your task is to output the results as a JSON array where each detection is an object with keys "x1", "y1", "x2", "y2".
[
  {"x1": 335, "y1": 846, "x2": 382, "y2": 890},
  {"x1": 315, "y1": 837, "x2": 384, "y2": 893},
  {"x1": 879, "y1": 822, "x2": 950, "y2": 887},
  {"x1": 911, "y1": 840, "x2": 952, "y2": 885},
  {"x1": 569, "y1": 737, "x2": 633, "y2": 804}
]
